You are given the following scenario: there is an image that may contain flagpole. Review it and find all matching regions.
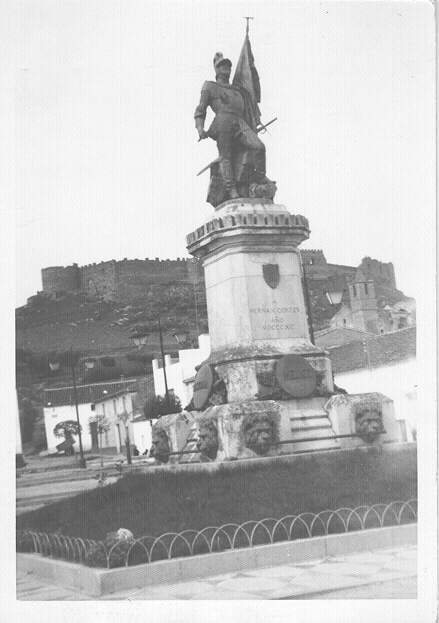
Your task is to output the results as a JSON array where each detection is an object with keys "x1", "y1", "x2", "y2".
[{"x1": 244, "y1": 16, "x2": 253, "y2": 37}]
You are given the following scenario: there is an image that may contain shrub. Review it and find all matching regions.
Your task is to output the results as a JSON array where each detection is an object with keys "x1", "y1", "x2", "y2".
[
  {"x1": 16, "y1": 531, "x2": 35, "y2": 553},
  {"x1": 84, "y1": 532, "x2": 144, "y2": 569},
  {"x1": 144, "y1": 394, "x2": 182, "y2": 419}
]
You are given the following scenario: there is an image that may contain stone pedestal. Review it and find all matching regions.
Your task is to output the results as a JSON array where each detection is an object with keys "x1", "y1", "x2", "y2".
[
  {"x1": 186, "y1": 199, "x2": 334, "y2": 402},
  {"x1": 146, "y1": 198, "x2": 405, "y2": 464}
]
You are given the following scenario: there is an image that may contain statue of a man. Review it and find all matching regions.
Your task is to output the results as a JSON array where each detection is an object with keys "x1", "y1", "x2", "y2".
[{"x1": 194, "y1": 52, "x2": 267, "y2": 200}]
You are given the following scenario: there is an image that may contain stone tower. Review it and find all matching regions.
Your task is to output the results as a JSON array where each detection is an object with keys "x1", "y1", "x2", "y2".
[{"x1": 348, "y1": 278, "x2": 379, "y2": 333}]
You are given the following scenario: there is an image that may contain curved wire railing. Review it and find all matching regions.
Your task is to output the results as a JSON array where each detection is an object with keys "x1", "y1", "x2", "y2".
[{"x1": 16, "y1": 498, "x2": 417, "y2": 569}]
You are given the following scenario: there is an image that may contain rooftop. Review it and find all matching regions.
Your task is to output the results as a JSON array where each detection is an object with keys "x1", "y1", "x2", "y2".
[
  {"x1": 329, "y1": 326, "x2": 416, "y2": 375},
  {"x1": 44, "y1": 379, "x2": 138, "y2": 407},
  {"x1": 315, "y1": 327, "x2": 375, "y2": 348}
]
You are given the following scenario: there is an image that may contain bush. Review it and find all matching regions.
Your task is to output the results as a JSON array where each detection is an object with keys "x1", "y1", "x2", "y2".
[
  {"x1": 17, "y1": 445, "x2": 417, "y2": 542},
  {"x1": 144, "y1": 394, "x2": 182, "y2": 419},
  {"x1": 84, "y1": 532, "x2": 145, "y2": 569},
  {"x1": 16, "y1": 531, "x2": 35, "y2": 553}
]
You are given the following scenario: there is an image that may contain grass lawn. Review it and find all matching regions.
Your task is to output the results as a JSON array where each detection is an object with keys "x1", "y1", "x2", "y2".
[{"x1": 16, "y1": 445, "x2": 417, "y2": 540}]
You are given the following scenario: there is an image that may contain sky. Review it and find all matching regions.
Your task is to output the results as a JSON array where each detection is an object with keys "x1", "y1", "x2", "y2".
[{"x1": 12, "y1": 0, "x2": 435, "y2": 306}]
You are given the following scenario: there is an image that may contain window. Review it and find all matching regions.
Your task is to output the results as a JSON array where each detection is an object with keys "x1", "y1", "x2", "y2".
[
  {"x1": 343, "y1": 319, "x2": 347, "y2": 327},
  {"x1": 364, "y1": 283, "x2": 368, "y2": 295},
  {"x1": 352, "y1": 285, "x2": 357, "y2": 297}
]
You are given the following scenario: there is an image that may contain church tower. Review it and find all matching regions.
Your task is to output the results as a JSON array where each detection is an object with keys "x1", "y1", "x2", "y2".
[{"x1": 348, "y1": 277, "x2": 379, "y2": 333}]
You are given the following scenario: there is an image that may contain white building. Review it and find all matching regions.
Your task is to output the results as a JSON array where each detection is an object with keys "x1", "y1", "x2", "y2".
[
  {"x1": 43, "y1": 379, "x2": 137, "y2": 454},
  {"x1": 152, "y1": 334, "x2": 211, "y2": 407},
  {"x1": 329, "y1": 326, "x2": 417, "y2": 441},
  {"x1": 91, "y1": 389, "x2": 137, "y2": 453}
]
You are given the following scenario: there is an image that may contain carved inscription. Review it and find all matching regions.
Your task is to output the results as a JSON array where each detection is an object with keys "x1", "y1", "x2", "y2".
[{"x1": 249, "y1": 302, "x2": 301, "y2": 335}]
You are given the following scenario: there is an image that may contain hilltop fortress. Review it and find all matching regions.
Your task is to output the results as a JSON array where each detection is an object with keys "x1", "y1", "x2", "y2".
[
  {"x1": 41, "y1": 257, "x2": 203, "y2": 302},
  {"x1": 40, "y1": 252, "x2": 396, "y2": 303}
]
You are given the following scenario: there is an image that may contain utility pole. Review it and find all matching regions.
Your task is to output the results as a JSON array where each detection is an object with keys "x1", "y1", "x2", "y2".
[
  {"x1": 70, "y1": 348, "x2": 86, "y2": 468},
  {"x1": 158, "y1": 317, "x2": 171, "y2": 409},
  {"x1": 300, "y1": 256, "x2": 315, "y2": 345}
]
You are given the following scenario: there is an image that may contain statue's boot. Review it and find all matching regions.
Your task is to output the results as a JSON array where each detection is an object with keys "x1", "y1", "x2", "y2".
[{"x1": 220, "y1": 158, "x2": 240, "y2": 199}]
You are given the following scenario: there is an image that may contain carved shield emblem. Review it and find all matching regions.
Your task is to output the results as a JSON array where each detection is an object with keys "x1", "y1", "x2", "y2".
[{"x1": 263, "y1": 264, "x2": 280, "y2": 289}]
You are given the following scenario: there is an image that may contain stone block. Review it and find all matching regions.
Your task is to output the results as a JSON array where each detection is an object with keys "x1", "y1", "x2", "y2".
[{"x1": 325, "y1": 392, "x2": 402, "y2": 449}]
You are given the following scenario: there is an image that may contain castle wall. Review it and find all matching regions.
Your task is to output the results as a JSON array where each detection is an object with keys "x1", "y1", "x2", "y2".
[
  {"x1": 80, "y1": 261, "x2": 118, "y2": 300},
  {"x1": 357, "y1": 257, "x2": 396, "y2": 289},
  {"x1": 41, "y1": 265, "x2": 80, "y2": 293},
  {"x1": 39, "y1": 254, "x2": 392, "y2": 307}
]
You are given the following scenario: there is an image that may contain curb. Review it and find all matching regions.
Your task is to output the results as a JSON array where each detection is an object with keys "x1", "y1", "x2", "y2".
[{"x1": 17, "y1": 523, "x2": 416, "y2": 597}]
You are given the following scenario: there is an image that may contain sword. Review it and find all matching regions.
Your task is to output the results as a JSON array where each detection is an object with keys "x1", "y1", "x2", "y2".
[{"x1": 196, "y1": 117, "x2": 278, "y2": 176}]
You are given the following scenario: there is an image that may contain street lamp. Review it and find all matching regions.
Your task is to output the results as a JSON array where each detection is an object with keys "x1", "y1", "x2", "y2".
[
  {"x1": 173, "y1": 330, "x2": 189, "y2": 345},
  {"x1": 130, "y1": 332, "x2": 149, "y2": 348},
  {"x1": 129, "y1": 317, "x2": 171, "y2": 409},
  {"x1": 300, "y1": 255, "x2": 315, "y2": 345},
  {"x1": 69, "y1": 348, "x2": 86, "y2": 468},
  {"x1": 325, "y1": 290, "x2": 344, "y2": 306}
]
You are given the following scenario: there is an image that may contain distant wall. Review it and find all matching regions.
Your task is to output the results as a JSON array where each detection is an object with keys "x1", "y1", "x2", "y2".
[
  {"x1": 41, "y1": 265, "x2": 80, "y2": 294},
  {"x1": 40, "y1": 254, "x2": 395, "y2": 305},
  {"x1": 357, "y1": 257, "x2": 396, "y2": 289},
  {"x1": 80, "y1": 261, "x2": 118, "y2": 300},
  {"x1": 41, "y1": 258, "x2": 204, "y2": 301}
]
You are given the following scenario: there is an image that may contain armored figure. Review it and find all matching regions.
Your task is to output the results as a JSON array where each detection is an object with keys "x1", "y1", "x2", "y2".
[{"x1": 195, "y1": 49, "x2": 276, "y2": 205}]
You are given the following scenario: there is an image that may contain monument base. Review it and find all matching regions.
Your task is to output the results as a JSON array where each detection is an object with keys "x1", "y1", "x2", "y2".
[{"x1": 149, "y1": 392, "x2": 403, "y2": 465}]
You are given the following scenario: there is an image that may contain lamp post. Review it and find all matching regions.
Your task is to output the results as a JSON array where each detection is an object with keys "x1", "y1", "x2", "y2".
[
  {"x1": 173, "y1": 330, "x2": 189, "y2": 346},
  {"x1": 129, "y1": 317, "x2": 172, "y2": 409},
  {"x1": 69, "y1": 348, "x2": 86, "y2": 468},
  {"x1": 117, "y1": 408, "x2": 132, "y2": 465},
  {"x1": 300, "y1": 255, "x2": 315, "y2": 345}
]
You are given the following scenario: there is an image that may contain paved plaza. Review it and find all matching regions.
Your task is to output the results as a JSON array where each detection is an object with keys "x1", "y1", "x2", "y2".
[{"x1": 17, "y1": 543, "x2": 416, "y2": 601}]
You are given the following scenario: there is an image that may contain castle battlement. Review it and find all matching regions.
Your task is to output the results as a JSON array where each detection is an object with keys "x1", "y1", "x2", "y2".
[
  {"x1": 41, "y1": 256, "x2": 201, "y2": 299},
  {"x1": 40, "y1": 253, "x2": 396, "y2": 303}
]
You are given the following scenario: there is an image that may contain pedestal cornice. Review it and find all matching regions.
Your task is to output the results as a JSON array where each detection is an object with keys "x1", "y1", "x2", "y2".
[{"x1": 186, "y1": 203, "x2": 310, "y2": 258}]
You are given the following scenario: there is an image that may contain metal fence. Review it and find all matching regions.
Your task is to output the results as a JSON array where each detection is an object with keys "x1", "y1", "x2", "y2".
[{"x1": 16, "y1": 498, "x2": 417, "y2": 569}]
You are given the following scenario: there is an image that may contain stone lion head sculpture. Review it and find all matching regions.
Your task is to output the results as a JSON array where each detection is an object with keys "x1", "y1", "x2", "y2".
[
  {"x1": 354, "y1": 401, "x2": 384, "y2": 443},
  {"x1": 242, "y1": 411, "x2": 277, "y2": 456},
  {"x1": 150, "y1": 427, "x2": 170, "y2": 463},
  {"x1": 196, "y1": 416, "x2": 219, "y2": 461}
]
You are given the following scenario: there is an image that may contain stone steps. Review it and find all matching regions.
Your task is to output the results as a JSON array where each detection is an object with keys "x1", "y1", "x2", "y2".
[{"x1": 280, "y1": 410, "x2": 340, "y2": 454}]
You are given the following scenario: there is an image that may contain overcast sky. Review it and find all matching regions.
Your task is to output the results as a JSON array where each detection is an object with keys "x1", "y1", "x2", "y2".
[{"x1": 13, "y1": 0, "x2": 435, "y2": 307}]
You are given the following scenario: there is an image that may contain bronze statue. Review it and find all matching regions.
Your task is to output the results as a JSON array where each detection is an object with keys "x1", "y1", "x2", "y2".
[{"x1": 195, "y1": 25, "x2": 277, "y2": 206}]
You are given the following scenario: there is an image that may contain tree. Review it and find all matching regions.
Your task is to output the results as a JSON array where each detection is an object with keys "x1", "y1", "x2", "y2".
[
  {"x1": 53, "y1": 420, "x2": 81, "y2": 437},
  {"x1": 117, "y1": 410, "x2": 133, "y2": 465},
  {"x1": 89, "y1": 413, "x2": 111, "y2": 483},
  {"x1": 18, "y1": 398, "x2": 39, "y2": 444},
  {"x1": 53, "y1": 420, "x2": 81, "y2": 442},
  {"x1": 144, "y1": 394, "x2": 182, "y2": 420}
]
